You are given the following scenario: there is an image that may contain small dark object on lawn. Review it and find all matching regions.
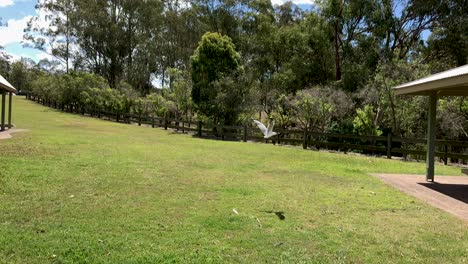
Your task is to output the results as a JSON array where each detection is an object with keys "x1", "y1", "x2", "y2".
[{"x1": 261, "y1": 210, "x2": 285, "y2": 220}]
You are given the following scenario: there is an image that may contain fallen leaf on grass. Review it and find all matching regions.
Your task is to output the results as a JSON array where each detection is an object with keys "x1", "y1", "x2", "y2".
[{"x1": 255, "y1": 217, "x2": 262, "y2": 227}]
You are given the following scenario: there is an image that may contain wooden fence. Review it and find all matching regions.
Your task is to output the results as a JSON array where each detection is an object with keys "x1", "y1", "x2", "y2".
[{"x1": 28, "y1": 96, "x2": 468, "y2": 164}]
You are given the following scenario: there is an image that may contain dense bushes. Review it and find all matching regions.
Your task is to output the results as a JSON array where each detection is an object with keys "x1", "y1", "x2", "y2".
[{"x1": 29, "y1": 72, "x2": 173, "y2": 120}]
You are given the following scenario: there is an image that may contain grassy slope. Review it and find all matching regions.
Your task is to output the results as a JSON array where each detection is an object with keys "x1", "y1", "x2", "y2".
[{"x1": 0, "y1": 97, "x2": 467, "y2": 263}]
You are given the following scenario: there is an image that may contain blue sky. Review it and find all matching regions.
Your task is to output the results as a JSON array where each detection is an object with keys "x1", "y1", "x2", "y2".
[{"x1": 0, "y1": 0, "x2": 48, "y2": 61}]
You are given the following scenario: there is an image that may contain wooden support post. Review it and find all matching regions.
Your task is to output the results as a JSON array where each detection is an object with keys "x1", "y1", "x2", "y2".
[
  {"x1": 426, "y1": 92, "x2": 437, "y2": 182},
  {"x1": 8, "y1": 92, "x2": 12, "y2": 128},
  {"x1": 138, "y1": 114, "x2": 141, "y2": 126},
  {"x1": 386, "y1": 132, "x2": 392, "y2": 159},
  {"x1": 152, "y1": 117, "x2": 155, "y2": 128},
  {"x1": 243, "y1": 125, "x2": 247, "y2": 142},
  {"x1": 1, "y1": 90, "x2": 5, "y2": 131},
  {"x1": 164, "y1": 114, "x2": 168, "y2": 130}
]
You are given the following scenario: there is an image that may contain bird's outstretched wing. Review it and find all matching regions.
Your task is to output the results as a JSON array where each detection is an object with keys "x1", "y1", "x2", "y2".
[
  {"x1": 253, "y1": 119, "x2": 267, "y2": 136},
  {"x1": 267, "y1": 120, "x2": 275, "y2": 136}
]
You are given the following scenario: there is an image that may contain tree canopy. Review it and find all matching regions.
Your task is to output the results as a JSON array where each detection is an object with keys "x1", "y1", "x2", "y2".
[{"x1": 191, "y1": 32, "x2": 243, "y2": 124}]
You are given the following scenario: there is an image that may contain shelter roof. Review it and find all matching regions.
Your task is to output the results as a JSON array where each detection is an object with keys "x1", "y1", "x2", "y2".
[
  {"x1": 394, "y1": 64, "x2": 468, "y2": 96},
  {"x1": 0, "y1": 74, "x2": 17, "y2": 93}
]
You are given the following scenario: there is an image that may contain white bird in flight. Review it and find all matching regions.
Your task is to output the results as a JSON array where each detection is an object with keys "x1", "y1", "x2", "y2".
[{"x1": 252, "y1": 119, "x2": 277, "y2": 138}]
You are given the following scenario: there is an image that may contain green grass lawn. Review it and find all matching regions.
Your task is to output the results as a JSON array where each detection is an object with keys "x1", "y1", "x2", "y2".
[{"x1": 1, "y1": 97, "x2": 467, "y2": 263}]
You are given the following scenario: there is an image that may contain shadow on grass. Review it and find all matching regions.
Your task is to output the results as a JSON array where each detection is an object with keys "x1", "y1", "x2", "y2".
[{"x1": 418, "y1": 182, "x2": 468, "y2": 204}]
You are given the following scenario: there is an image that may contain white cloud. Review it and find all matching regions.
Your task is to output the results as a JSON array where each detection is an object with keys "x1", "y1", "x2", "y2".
[
  {"x1": 0, "y1": 5, "x2": 53, "y2": 47},
  {"x1": 0, "y1": 16, "x2": 32, "y2": 46},
  {"x1": 1, "y1": 47, "x2": 57, "y2": 65},
  {"x1": 35, "y1": 50, "x2": 54, "y2": 61},
  {"x1": 0, "y1": 0, "x2": 14, "y2": 7},
  {"x1": 271, "y1": 0, "x2": 315, "y2": 6},
  {"x1": 0, "y1": 5, "x2": 58, "y2": 63}
]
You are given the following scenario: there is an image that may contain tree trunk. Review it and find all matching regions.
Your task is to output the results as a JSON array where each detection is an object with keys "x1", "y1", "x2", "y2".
[{"x1": 334, "y1": 22, "x2": 342, "y2": 81}]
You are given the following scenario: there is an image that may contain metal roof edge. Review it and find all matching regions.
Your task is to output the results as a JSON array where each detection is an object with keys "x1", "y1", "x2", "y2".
[
  {"x1": 393, "y1": 64, "x2": 468, "y2": 90},
  {"x1": 0, "y1": 75, "x2": 17, "y2": 93}
]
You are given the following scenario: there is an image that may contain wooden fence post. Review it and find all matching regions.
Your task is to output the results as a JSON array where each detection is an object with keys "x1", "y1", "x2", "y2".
[
  {"x1": 219, "y1": 125, "x2": 224, "y2": 140},
  {"x1": 138, "y1": 114, "x2": 142, "y2": 126},
  {"x1": 302, "y1": 125, "x2": 308, "y2": 149},
  {"x1": 164, "y1": 114, "x2": 168, "y2": 130},
  {"x1": 197, "y1": 121, "x2": 202, "y2": 137},
  {"x1": 152, "y1": 117, "x2": 155, "y2": 128},
  {"x1": 243, "y1": 125, "x2": 248, "y2": 142},
  {"x1": 386, "y1": 132, "x2": 392, "y2": 159},
  {"x1": 444, "y1": 144, "x2": 448, "y2": 165}
]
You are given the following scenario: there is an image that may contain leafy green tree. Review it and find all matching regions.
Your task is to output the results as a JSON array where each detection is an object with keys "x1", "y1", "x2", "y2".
[
  {"x1": 191, "y1": 32, "x2": 243, "y2": 125},
  {"x1": 293, "y1": 86, "x2": 352, "y2": 133},
  {"x1": 423, "y1": 0, "x2": 468, "y2": 69},
  {"x1": 24, "y1": 0, "x2": 76, "y2": 73},
  {"x1": 270, "y1": 94, "x2": 295, "y2": 130},
  {"x1": 31, "y1": 73, "x2": 58, "y2": 105},
  {"x1": 438, "y1": 98, "x2": 468, "y2": 140},
  {"x1": 81, "y1": 88, "x2": 106, "y2": 116},
  {"x1": 353, "y1": 105, "x2": 383, "y2": 136},
  {"x1": 357, "y1": 60, "x2": 430, "y2": 138},
  {"x1": 9, "y1": 59, "x2": 33, "y2": 93},
  {"x1": 147, "y1": 93, "x2": 169, "y2": 117},
  {"x1": 64, "y1": 0, "x2": 164, "y2": 90},
  {"x1": 132, "y1": 98, "x2": 151, "y2": 118},
  {"x1": 165, "y1": 68, "x2": 192, "y2": 120},
  {"x1": 0, "y1": 50, "x2": 10, "y2": 78}
]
